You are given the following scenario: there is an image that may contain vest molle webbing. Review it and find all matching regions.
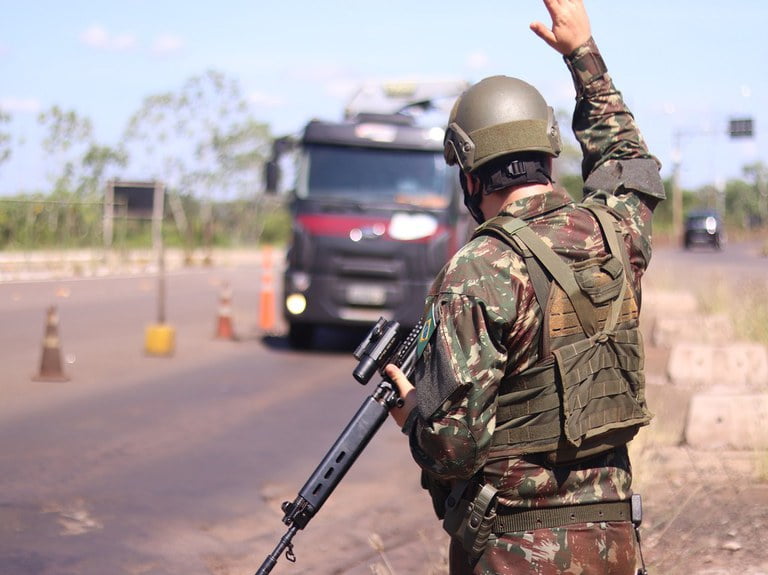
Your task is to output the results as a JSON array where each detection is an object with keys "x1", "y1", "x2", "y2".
[{"x1": 474, "y1": 205, "x2": 652, "y2": 463}]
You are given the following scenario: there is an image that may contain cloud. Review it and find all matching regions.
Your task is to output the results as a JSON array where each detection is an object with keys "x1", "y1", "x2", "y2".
[
  {"x1": 0, "y1": 97, "x2": 41, "y2": 114},
  {"x1": 78, "y1": 25, "x2": 182, "y2": 56},
  {"x1": 152, "y1": 34, "x2": 184, "y2": 56},
  {"x1": 248, "y1": 90, "x2": 283, "y2": 109},
  {"x1": 80, "y1": 25, "x2": 137, "y2": 52},
  {"x1": 80, "y1": 25, "x2": 109, "y2": 48}
]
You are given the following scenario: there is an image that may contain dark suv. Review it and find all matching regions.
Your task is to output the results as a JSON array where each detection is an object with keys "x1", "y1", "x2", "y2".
[{"x1": 683, "y1": 209, "x2": 723, "y2": 250}]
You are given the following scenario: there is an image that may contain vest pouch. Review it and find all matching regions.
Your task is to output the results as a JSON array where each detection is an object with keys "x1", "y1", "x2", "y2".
[
  {"x1": 553, "y1": 328, "x2": 652, "y2": 449},
  {"x1": 572, "y1": 254, "x2": 625, "y2": 305},
  {"x1": 443, "y1": 481, "x2": 498, "y2": 559}
]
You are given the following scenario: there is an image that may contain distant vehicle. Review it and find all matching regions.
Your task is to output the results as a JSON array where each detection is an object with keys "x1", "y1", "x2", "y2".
[
  {"x1": 265, "y1": 80, "x2": 472, "y2": 349},
  {"x1": 683, "y1": 209, "x2": 724, "y2": 250}
]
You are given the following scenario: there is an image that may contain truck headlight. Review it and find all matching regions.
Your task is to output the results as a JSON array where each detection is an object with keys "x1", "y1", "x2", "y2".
[
  {"x1": 286, "y1": 294, "x2": 307, "y2": 315},
  {"x1": 389, "y1": 213, "x2": 438, "y2": 241}
]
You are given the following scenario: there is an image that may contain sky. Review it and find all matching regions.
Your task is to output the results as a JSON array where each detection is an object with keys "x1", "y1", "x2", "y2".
[{"x1": 1, "y1": 0, "x2": 766, "y2": 196}]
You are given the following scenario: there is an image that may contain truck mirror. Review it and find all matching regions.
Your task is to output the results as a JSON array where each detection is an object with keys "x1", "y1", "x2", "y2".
[{"x1": 265, "y1": 160, "x2": 279, "y2": 195}]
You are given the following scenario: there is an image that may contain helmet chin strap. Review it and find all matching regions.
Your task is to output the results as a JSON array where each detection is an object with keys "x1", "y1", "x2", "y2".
[
  {"x1": 462, "y1": 157, "x2": 554, "y2": 225},
  {"x1": 479, "y1": 158, "x2": 553, "y2": 194}
]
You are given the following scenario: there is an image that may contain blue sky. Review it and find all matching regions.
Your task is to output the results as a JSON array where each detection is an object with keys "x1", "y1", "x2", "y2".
[{"x1": 1, "y1": 1, "x2": 766, "y2": 195}]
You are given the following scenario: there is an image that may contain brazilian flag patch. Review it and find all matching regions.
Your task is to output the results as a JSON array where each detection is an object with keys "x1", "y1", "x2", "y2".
[{"x1": 416, "y1": 303, "x2": 439, "y2": 359}]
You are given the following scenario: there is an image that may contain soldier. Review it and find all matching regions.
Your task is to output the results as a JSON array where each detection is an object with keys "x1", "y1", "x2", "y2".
[{"x1": 385, "y1": 0, "x2": 665, "y2": 573}]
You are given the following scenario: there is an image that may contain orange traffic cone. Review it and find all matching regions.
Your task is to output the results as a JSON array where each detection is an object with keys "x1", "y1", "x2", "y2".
[
  {"x1": 215, "y1": 282, "x2": 236, "y2": 340},
  {"x1": 258, "y1": 247, "x2": 276, "y2": 333},
  {"x1": 34, "y1": 305, "x2": 70, "y2": 382}
]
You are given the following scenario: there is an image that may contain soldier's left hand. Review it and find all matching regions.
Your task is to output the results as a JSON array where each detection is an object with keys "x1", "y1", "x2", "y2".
[{"x1": 385, "y1": 364, "x2": 417, "y2": 429}]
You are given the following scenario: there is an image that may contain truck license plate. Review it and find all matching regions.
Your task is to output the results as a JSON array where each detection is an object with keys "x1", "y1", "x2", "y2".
[{"x1": 346, "y1": 284, "x2": 386, "y2": 305}]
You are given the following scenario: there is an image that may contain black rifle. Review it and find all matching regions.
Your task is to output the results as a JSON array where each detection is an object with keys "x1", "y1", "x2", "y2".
[{"x1": 254, "y1": 317, "x2": 424, "y2": 575}]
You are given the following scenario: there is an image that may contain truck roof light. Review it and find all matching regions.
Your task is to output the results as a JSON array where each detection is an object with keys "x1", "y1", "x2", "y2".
[{"x1": 354, "y1": 123, "x2": 397, "y2": 143}]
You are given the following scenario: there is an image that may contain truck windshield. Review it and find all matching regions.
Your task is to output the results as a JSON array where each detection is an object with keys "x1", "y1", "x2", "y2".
[{"x1": 298, "y1": 144, "x2": 453, "y2": 208}]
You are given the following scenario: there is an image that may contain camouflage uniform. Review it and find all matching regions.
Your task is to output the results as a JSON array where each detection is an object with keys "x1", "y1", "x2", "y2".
[{"x1": 402, "y1": 38, "x2": 665, "y2": 574}]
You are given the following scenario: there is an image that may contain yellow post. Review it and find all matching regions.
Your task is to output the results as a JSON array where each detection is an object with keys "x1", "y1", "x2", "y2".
[
  {"x1": 144, "y1": 181, "x2": 175, "y2": 356},
  {"x1": 145, "y1": 323, "x2": 176, "y2": 356}
]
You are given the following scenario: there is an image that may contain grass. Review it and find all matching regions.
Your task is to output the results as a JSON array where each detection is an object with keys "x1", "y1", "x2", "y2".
[
  {"x1": 695, "y1": 276, "x2": 768, "y2": 346},
  {"x1": 756, "y1": 450, "x2": 768, "y2": 482},
  {"x1": 366, "y1": 529, "x2": 448, "y2": 575}
]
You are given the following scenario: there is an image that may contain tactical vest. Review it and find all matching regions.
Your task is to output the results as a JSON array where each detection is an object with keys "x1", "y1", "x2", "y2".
[{"x1": 474, "y1": 204, "x2": 652, "y2": 464}]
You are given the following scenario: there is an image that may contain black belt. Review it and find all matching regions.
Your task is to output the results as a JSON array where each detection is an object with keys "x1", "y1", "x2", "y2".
[{"x1": 493, "y1": 500, "x2": 632, "y2": 533}]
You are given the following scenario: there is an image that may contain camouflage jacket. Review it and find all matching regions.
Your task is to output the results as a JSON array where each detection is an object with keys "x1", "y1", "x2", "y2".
[{"x1": 405, "y1": 38, "x2": 665, "y2": 511}]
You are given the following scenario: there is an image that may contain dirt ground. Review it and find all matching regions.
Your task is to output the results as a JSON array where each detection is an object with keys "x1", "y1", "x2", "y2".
[
  {"x1": 330, "y1": 313, "x2": 768, "y2": 575},
  {"x1": 626, "y1": 338, "x2": 768, "y2": 575}
]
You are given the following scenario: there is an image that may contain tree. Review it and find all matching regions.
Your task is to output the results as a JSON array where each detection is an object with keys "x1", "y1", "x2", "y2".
[
  {"x1": 80, "y1": 144, "x2": 128, "y2": 197},
  {"x1": 553, "y1": 107, "x2": 583, "y2": 198},
  {"x1": 739, "y1": 162, "x2": 768, "y2": 227},
  {"x1": 122, "y1": 69, "x2": 271, "y2": 200},
  {"x1": 37, "y1": 106, "x2": 125, "y2": 199},
  {"x1": 0, "y1": 108, "x2": 11, "y2": 168},
  {"x1": 38, "y1": 106, "x2": 94, "y2": 195},
  {"x1": 122, "y1": 69, "x2": 273, "y2": 248}
]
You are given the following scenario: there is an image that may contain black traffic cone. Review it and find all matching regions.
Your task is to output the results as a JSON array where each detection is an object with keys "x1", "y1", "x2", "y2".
[{"x1": 33, "y1": 305, "x2": 70, "y2": 382}]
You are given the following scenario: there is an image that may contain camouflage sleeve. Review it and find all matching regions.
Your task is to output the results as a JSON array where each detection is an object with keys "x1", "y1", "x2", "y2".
[
  {"x1": 565, "y1": 37, "x2": 665, "y2": 203},
  {"x1": 406, "y1": 239, "x2": 524, "y2": 480},
  {"x1": 566, "y1": 37, "x2": 665, "y2": 278},
  {"x1": 408, "y1": 294, "x2": 507, "y2": 480}
]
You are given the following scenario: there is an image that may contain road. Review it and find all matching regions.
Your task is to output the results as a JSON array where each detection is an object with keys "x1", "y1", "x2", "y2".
[
  {"x1": 649, "y1": 237, "x2": 767, "y2": 288},
  {"x1": 0, "y1": 240, "x2": 765, "y2": 575},
  {"x1": 0, "y1": 263, "x2": 435, "y2": 575}
]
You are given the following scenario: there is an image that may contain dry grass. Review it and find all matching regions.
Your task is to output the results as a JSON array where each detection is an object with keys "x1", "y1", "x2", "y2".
[{"x1": 695, "y1": 275, "x2": 768, "y2": 346}]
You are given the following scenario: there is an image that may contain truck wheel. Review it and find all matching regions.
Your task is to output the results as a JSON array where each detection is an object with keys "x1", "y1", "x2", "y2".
[{"x1": 288, "y1": 324, "x2": 315, "y2": 349}]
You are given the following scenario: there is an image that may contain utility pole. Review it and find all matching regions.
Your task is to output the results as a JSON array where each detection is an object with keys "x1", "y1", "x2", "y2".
[
  {"x1": 671, "y1": 130, "x2": 683, "y2": 242},
  {"x1": 728, "y1": 117, "x2": 757, "y2": 226}
]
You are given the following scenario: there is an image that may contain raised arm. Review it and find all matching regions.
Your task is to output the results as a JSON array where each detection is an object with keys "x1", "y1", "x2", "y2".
[{"x1": 530, "y1": 0, "x2": 592, "y2": 56}]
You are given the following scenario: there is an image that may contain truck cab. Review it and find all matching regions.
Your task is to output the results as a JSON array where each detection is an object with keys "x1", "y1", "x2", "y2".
[{"x1": 268, "y1": 81, "x2": 470, "y2": 349}]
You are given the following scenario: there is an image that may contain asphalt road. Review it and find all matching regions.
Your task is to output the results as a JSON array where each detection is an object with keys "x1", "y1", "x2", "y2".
[
  {"x1": 649, "y1": 237, "x2": 767, "y2": 288},
  {"x1": 0, "y1": 240, "x2": 765, "y2": 575},
  {"x1": 0, "y1": 263, "x2": 428, "y2": 575}
]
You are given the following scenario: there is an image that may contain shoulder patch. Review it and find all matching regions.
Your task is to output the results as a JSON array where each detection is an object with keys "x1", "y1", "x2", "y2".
[{"x1": 416, "y1": 303, "x2": 439, "y2": 359}]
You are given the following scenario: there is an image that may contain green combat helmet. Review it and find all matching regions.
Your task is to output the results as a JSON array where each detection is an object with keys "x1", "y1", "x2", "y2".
[{"x1": 443, "y1": 75, "x2": 562, "y2": 173}]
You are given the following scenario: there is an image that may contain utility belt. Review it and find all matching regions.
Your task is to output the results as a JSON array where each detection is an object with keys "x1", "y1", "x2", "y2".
[
  {"x1": 443, "y1": 479, "x2": 642, "y2": 560},
  {"x1": 494, "y1": 499, "x2": 633, "y2": 532}
]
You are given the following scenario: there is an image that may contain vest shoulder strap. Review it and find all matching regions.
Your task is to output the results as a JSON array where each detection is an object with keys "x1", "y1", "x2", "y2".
[
  {"x1": 474, "y1": 216, "x2": 598, "y2": 336},
  {"x1": 580, "y1": 204, "x2": 631, "y2": 333}
]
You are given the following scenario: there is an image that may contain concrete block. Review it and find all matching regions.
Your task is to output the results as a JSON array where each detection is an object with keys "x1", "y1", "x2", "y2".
[
  {"x1": 651, "y1": 313, "x2": 734, "y2": 347},
  {"x1": 685, "y1": 393, "x2": 768, "y2": 450},
  {"x1": 641, "y1": 289, "x2": 699, "y2": 320},
  {"x1": 667, "y1": 342, "x2": 768, "y2": 388}
]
